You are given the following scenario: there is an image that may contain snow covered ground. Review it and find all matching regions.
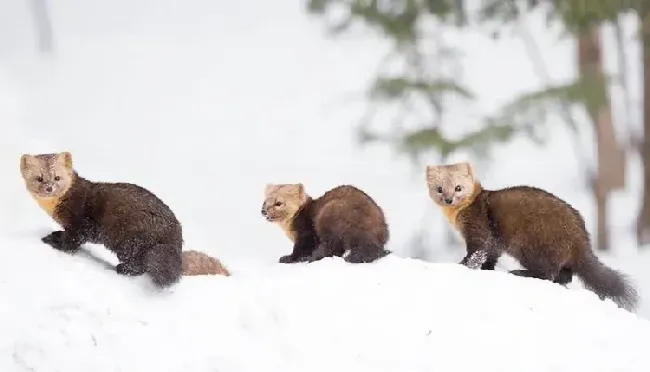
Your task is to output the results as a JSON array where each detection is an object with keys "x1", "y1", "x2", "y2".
[
  {"x1": 1, "y1": 1, "x2": 650, "y2": 371},
  {"x1": 1, "y1": 233, "x2": 649, "y2": 372}
]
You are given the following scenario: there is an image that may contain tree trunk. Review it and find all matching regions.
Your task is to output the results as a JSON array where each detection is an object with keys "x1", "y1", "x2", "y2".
[
  {"x1": 29, "y1": 0, "x2": 55, "y2": 56},
  {"x1": 577, "y1": 25, "x2": 626, "y2": 251},
  {"x1": 637, "y1": 9, "x2": 650, "y2": 246}
]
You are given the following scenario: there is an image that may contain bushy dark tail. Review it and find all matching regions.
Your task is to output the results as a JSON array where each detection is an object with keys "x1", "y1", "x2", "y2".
[
  {"x1": 145, "y1": 244, "x2": 183, "y2": 288},
  {"x1": 575, "y1": 251, "x2": 638, "y2": 311}
]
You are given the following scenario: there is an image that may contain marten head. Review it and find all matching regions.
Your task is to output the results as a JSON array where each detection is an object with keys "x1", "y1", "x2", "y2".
[
  {"x1": 261, "y1": 183, "x2": 308, "y2": 223},
  {"x1": 20, "y1": 152, "x2": 75, "y2": 199},
  {"x1": 426, "y1": 162, "x2": 478, "y2": 208}
]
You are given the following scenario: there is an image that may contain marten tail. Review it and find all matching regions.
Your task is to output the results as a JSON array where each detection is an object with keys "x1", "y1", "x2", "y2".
[
  {"x1": 575, "y1": 251, "x2": 638, "y2": 312},
  {"x1": 145, "y1": 243, "x2": 183, "y2": 288},
  {"x1": 182, "y1": 250, "x2": 231, "y2": 276}
]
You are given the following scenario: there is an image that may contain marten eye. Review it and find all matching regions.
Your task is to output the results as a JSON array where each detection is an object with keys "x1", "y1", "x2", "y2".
[
  {"x1": 436, "y1": 186, "x2": 442, "y2": 193},
  {"x1": 54, "y1": 176, "x2": 61, "y2": 181},
  {"x1": 274, "y1": 201, "x2": 282, "y2": 207},
  {"x1": 36, "y1": 176, "x2": 43, "y2": 183},
  {"x1": 455, "y1": 185, "x2": 462, "y2": 192}
]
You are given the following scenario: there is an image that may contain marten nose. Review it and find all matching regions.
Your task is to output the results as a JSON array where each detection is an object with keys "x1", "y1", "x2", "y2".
[
  {"x1": 261, "y1": 208, "x2": 267, "y2": 216},
  {"x1": 444, "y1": 198, "x2": 453, "y2": 205},
  {"x1": 45, "y1": 186, "x2": 53, "y2": 193}
]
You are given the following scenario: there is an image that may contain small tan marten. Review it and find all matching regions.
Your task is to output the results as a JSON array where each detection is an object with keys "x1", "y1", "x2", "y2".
[
  {"x1": 261, "y1": 183, "x2": 390, "y2": 263},
  {"x1": 20, "y1": 152, "x2": 183, "y2": 288},
  {"x1": 426, "y1": 162, "x2": 638, "y2": 311}
]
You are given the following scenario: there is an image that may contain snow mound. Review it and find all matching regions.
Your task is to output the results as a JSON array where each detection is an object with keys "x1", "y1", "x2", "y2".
[{"x1": 1, "y1": 233, "x2": 649, "y2": 372}]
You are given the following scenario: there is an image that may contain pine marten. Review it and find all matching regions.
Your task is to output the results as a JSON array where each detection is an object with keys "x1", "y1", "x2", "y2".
[
  {"x1": 425, "y1": 162, "x2": 638, "y2": 311},
  {"x1": 182, "y1": 250, "x2": 230, "y2": 276},
  {"x1": 20, "y1": 152, "x2": 183, "y2": 288},
  {"x1": 261, "y1": 183, "x2": 391, "y2": 263}
]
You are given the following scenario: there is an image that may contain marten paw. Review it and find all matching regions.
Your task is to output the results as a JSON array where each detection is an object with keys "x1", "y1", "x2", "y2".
[
  {"x1": 280, "y1": 255, "x2": 312, "y2": 263},
  {"x1": 42, "y1": 231, "x2": 80, "y2": 253},
  {"x1": 279, "y1": 255, "x2": 295, "y2": 263},
  {"x1": 463, "y1": 250, "x2": 489, "y2": 270},
  {"x1": 41, "y1": 231, "x2": 65, "y2": 250}
]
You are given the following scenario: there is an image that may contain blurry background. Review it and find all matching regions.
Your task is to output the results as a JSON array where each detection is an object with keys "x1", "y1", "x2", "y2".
[{"x1": 0, "y1": 1, "x2": 648, "y2": 314}]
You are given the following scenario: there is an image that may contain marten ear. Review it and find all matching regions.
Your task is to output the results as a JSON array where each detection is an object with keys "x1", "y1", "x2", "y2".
[
  {"x1": 57, "y1": 152, "x2": 73, "y2": 170},
  {"x1": 457, "y1": 162, "x2": 474, "y2": 178},
  {"x1": 425, "y1": 165, "x2": 438, "y2": 183},
  {"x1": 295, "y1": 183, "x2": 306, "y2": 199},
  {"x1": 20, "y1": 154, "x2": 35, "y2": 175},
  {"x1": 264, "y1": 183, "x2": 276, "y2": 196}
]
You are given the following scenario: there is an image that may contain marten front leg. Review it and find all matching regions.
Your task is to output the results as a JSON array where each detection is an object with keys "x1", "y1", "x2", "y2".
[
  {"x1": 279, "y1": 254, "x2": 311, "y2": 263},
  {"x1": 459, "y1": 251, "x2": 500, "y2": 270},
  {"x1": 42, "y1": 229, "x2": 86, "y2": 253},
  {"x1": 460, "y1": 249, "x2": 490, "y2": 270},
  {"x1": 459, "y1": 226, "x2": 500, "y2": 270},
  {"x1": 480, "y1": 251, "x2": 500, "y2": 270},
  {"x1": 115, "y1": 246, "x2": 146, "y2": 276},
  {"x1": 42, "y1": 230, "x2": 64, "y2": 248},
  {"x1": 279, "y1": 233, "x2": 317, "y2": 263}
]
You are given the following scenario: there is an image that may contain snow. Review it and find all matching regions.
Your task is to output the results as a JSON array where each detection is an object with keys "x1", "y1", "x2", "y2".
[
  {"x1": 0, "y1": 1, "x2": 650, "y2": 371},
  {"x1": 1, "y1": 235, "x2": 649, "y2": 372}
]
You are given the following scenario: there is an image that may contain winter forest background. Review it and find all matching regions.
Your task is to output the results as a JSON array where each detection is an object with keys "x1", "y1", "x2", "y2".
[{"x1": 2, "y1": 1, "x2": 650, "y2": 312}]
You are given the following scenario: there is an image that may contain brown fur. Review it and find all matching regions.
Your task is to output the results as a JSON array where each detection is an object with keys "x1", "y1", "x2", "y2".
[
  {"x1": 426, "y1": 162, "x2": 638, "y2": 311},
  {"x1": 182, "y1": 250, "x2": 230, "y2": 276},
  {"x1": 261, "y1": 183, "x2": 391, "y2": 263},
  {"x1": 20, "y1": 152, "x2": 183, "y2": 288}
]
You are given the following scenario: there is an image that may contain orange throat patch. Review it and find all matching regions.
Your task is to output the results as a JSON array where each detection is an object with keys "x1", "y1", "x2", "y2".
[
  {"x1": 276, "y1": 217, "x2": 298, "y2": 243},
  {"x1": 29, "y1": 192, "x2": 63, "y2": 224},
  {"x1": 439, "y1": 183, "x2": 482, "y2": 230}
]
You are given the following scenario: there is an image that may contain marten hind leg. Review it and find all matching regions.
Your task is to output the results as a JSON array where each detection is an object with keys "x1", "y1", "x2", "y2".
[
  {"x1": 509, "y1": 269, "x2": 550, "y2": 280},
  {"x1": 308, "y1": 240, "x2": 344, "y2": 262},
  {"x1": 116, "y1": 262, "x2": 146, "y2": 276},
  {"x1": 509, "y1": 264, "x2": 560, "y2": 282},
  {"x1": 114, "y1": 242, "x2": 147, "y2": 276},
  {"x1": 345, "y1": 244, "x2": 390, "y2": 263},
  {"x1": 308, "y1": 243, "x2": 332, "y2": 262},
  {"x1": 511, "y1": 246, "x2": 566, "y2": 283},
  {"x1": 509, "y1": 268, "x2": 571, "y2": 286}
]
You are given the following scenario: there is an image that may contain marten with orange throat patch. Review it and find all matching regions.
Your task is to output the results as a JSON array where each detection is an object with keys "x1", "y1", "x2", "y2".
[
  {"x1": 261, "y1": 183, "x2": 391, "y2": 263},
  {"x1": 425, "y1": 162, "x2": 638, "y2": 311},
  {"x1": 20, "y1": 152, "x2": 184, "y2": 288}
]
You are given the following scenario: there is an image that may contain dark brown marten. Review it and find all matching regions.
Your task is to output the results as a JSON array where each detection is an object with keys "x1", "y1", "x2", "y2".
[
  {"x1": 20, "y1": 152, "x2": 183, "y2": 288},
  {"x1": 261, "y1": 183, "x2": 390, "y2": 263},
  {"x1": 426, "y1": 162, "x2": 638, "y2": 311}
]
